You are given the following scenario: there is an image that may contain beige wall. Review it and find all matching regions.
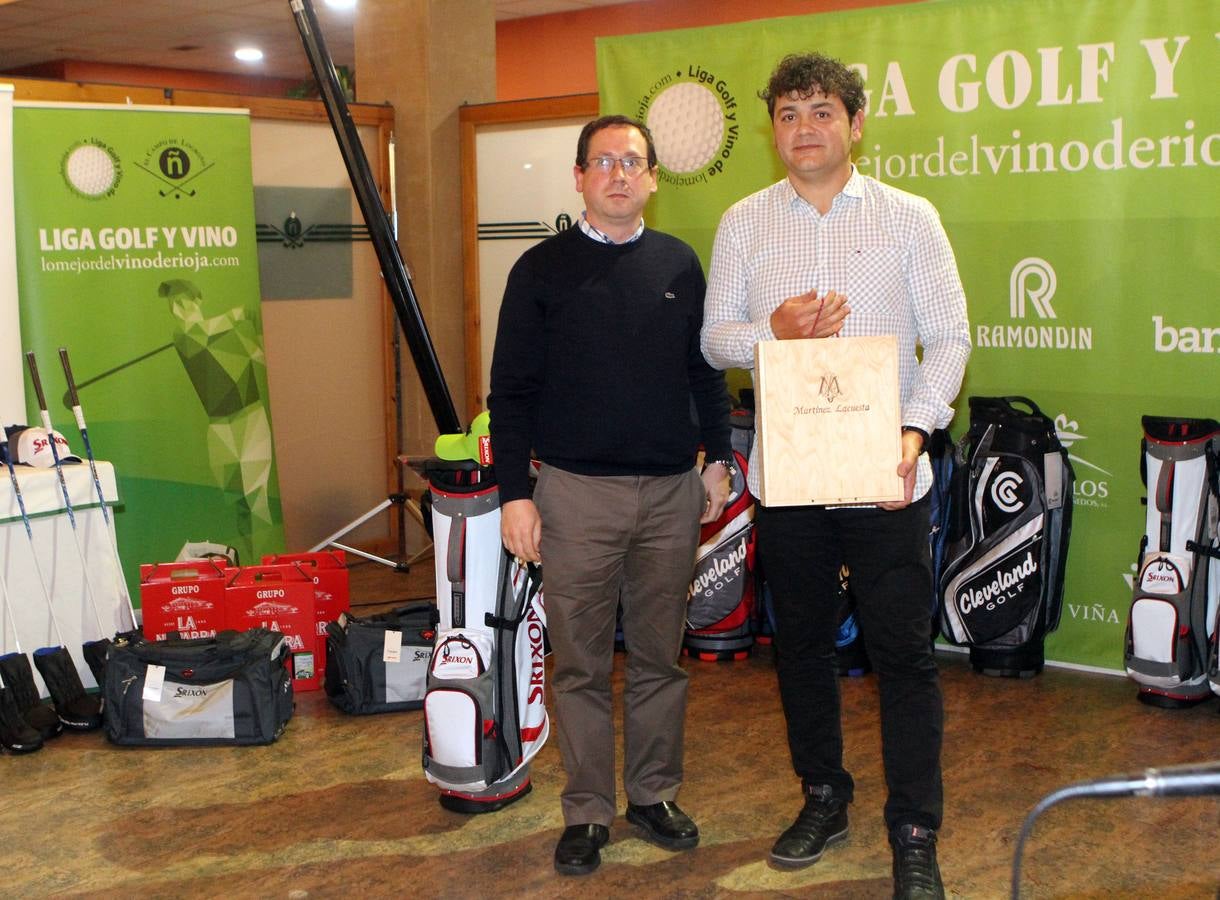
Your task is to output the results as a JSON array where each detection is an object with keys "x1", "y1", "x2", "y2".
[
  {"x1": 356, "y1": 0, "x2": 497, "y2": 460},
  {"x1": 252, "y1": 118, "x2": 389, "y2": 552}
]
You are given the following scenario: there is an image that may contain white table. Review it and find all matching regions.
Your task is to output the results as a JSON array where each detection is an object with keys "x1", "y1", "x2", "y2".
[{"x1": 1, "y1": 460, "x2": 127, "y2": 691}]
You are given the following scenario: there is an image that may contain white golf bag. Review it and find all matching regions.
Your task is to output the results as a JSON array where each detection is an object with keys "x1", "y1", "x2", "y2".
[
  {"x1": 422, "y1": 460, "x2": 548, "y2": 813},
  {"x1": 1124, "y1": 417, "x2": 1220, "y2": 707}
]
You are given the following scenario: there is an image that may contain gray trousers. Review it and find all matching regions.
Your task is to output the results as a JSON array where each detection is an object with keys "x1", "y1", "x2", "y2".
[{"x1": 534, "y1": 464, "x2": 704, "y2": 826}]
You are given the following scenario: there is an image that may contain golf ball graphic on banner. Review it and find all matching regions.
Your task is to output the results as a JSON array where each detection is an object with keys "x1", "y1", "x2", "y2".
[
  {"x1": 62, "y1": 140, "x2": 122, "y2": 198},
  {"x1": 647, "y1": 82, "x2": 724, "y2": 173},
  {"x1": 636, "y1": 65, "x2": 739, "y2": 186}
]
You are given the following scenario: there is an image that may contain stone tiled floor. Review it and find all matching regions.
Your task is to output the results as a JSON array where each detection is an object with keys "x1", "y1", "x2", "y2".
[{"x1": 4, "y1": 557, "x2": 1218, "y2": 898}]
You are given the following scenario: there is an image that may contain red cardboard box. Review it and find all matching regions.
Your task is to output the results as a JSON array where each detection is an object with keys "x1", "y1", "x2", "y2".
[
  {"x1": 260, "y1": 550, "x2": 350, "y2": 685},
  {"x1": 139, "y1": 560, "x2": 228, "y2": 641},
  {"x1": 226, "y1": 563, "x2": 319, "y2": 692}
]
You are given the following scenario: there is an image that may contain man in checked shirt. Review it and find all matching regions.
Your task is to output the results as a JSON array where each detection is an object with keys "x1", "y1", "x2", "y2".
[{"x1": 701, "y1": 53, "x2": 970, "y2": 900}]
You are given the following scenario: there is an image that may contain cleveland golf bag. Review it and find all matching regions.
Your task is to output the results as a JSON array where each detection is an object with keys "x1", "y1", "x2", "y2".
[
  {"x1": 926, "y1": 427, "x2": 957, "y2": 629},
  {"x1": 1123, "y1": 417, "x2": 1220, "y2": 707},
  {"x1": 684, "y1": 446, "x2": 756, "y2": 660},
  {"x1": 939, "y1": 396, "x2": 1074, "y2": 676},
  {"x1": 422, "y1": 460, "x2": 548, "y2": 813}
]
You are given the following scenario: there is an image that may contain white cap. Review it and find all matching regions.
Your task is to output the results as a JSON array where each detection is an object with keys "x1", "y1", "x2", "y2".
[{"x1": 12, "y1": 426, "x2": 82, "y2": 467}]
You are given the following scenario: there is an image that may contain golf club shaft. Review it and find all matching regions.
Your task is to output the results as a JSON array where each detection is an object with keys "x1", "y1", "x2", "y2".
[
  {"x1": 0, "y1": 553, "x2": 22, "y2": 654},
  {"x1": 24, "y1": 351, "x2": 108, "y2": 638},
  {"x1": 1, "y1": 435, "x2": 67, "y2": 647},
  {"x1": 59, "y1": 347, "x2": 137, "y2": 631}
]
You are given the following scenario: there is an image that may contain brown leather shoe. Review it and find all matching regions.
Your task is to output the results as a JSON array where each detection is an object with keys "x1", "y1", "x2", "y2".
[
  {"x1": 625, "y1": 801, "x2": 700, "y2": 850},
  {"x1": 554, "y1": 823, "x2": 610, "y2": 876}
]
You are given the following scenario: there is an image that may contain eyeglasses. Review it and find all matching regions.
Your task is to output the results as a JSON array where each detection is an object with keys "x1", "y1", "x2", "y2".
[{"x1": 585, "y1": 156, "x2": 651, "y2": 177}]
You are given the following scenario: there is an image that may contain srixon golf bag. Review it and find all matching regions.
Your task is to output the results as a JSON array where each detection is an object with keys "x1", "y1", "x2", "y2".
[
  {"x1": 1124, "y1": 417, "x2": 1220, "y2": 707},
  {"x1": 684, "y1": 445, "x2": 755, "y2": 660},
  {"x1": 422, "y1": 460, "x2": 548, "y2": 813},
  {"x1": 939, "y1": 396, "x2": 1074, "y2": 676}
]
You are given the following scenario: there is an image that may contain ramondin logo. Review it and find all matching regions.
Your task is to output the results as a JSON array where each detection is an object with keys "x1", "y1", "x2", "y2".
[
  {"x1": 975, "y1": 257, "x2": 1093, "y2": 351},
  {"x1": 1054, "y1": 413, "x2": 1111, "y2": 509},
  {"x1": 61, "y1": 139, "x2": 122, "y2": 199},
  {"x1": 137, "y1": 138, "x2": 215, "y2": 199},
  {"x1": 635, "y1": 65, "x2": 739, "y2": 187},
  {"x1": 1009, "y1": 257, "x2": 1057, "y2": 319}
]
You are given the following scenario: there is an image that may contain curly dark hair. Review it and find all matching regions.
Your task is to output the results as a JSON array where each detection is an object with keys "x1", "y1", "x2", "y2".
[
  {"x1": 759, "y1": 53, "x2": 867, "y2": 118},
  {"x1": 575, "y1": 114, "x2": 657, "y2": 169}
]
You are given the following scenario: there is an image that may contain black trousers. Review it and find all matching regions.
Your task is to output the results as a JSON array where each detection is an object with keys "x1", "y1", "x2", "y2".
[{"x1": 756, "y1": 496, "x2": 943, "y2": 831}]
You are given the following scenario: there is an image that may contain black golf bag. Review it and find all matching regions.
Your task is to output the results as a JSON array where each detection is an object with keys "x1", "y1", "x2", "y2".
[
  {"x1": 684, "y1": 446, "x2": 755, "y2": 660},
  {"x1": 926, "y1": 427, "x2": 957, "y2": 632},
  {"x1": 939, "y1": 396, "x2": 1074, "y2": 676},
  {"x1": 421, "y1": 460, "x2": 548, "y2": 813},
  {"x1": 1124, "y1": 417, "x2": 1219, "y2": 707}
]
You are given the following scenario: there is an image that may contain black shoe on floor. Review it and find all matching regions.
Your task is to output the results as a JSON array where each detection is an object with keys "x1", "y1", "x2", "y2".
[
  {"x1": 625, "y1": 800, "x2": 699, "y2": 850},
  {"x1": 769, "y1": 783, "x2": 849, "y2": 868},
  {"x1": 554, "y1": 823, "x2": 610, "y2": 876},
  {"x1": 890, "y1": 823, "x2": 945, "y2": 899}
]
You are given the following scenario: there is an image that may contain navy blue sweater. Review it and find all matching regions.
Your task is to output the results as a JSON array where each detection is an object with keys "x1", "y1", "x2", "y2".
[{"x1": 489, "y1": 226, "x2": 731, "y2": 503}]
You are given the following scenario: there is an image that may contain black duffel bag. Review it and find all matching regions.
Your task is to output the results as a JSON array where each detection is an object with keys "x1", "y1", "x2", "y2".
[
  {"x1": 325, "y1": 602, "x2": 436, "y2": 714},
  {"x1": 103, "y1": 629, "x2": 293, "y2": 746}
]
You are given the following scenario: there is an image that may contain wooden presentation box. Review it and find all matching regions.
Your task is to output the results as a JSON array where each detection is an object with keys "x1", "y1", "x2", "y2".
[{"x1": 754, "y1": 335, "x2": 902, "y2": 506}]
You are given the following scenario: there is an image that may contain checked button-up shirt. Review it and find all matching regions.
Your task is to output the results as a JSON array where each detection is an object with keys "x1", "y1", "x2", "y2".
[{"x1": 701, "y1": 168, "x2": 971, "y2": 502}]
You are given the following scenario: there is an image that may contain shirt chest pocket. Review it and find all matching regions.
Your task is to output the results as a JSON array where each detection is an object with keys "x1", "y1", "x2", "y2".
[{"x1": 845, "y1": 244, "x2": 906, "y2": 319}]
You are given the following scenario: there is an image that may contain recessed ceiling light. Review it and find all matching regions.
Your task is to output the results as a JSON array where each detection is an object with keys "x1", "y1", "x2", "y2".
[
  {"x1": 234, "y1": 47, "x2": 264, "y2": 63},
  {"x1": 324, "y1": 0, "x2": 358, "y2": 10}
]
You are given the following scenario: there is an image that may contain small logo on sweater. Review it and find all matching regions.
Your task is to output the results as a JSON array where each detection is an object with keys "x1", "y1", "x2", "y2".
[{"x1": 664, "y1": 291, "x2": 677, "y2": 300}]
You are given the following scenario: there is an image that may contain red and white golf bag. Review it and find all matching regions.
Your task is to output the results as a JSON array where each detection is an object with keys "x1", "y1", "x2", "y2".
[
  {"x1": 684, "y1": 446, "x2": 756, "y2": 660},
  {"x1": 422, "y1": 460, "x2": 548, "y2": 813},
  {"x1": 1124, "y1": 417, "x2": 1220, "y2": 707}
]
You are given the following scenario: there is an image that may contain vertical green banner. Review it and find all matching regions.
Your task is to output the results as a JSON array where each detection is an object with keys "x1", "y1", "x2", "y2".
[
  {"x1": 13, "y1": 103, "x2": 284, "y2": 587},
  {"x1": 1, "y1": 85, "x2": 22, "y2": 421},
  {"x1": 598, "y1": 0, "x2": 1219, "y2": 671}
]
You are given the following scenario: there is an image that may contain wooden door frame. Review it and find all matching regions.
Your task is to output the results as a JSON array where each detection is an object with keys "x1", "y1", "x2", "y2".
[{"x1": 458, "y1": 93, "x2": 598, "y2": 419}]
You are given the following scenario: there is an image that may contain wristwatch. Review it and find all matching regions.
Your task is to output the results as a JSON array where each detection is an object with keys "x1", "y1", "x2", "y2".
[{"x1": 703, "y1": 457, "x2": 736, "y2": 474}]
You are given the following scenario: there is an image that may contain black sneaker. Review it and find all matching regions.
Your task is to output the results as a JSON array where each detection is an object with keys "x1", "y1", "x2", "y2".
[
  {"x1": 890, "y1": 823, "x2": 945, "y2": 900},
  {"x1": 769, "y1": 784, "x2": 849, "y2": 868}
]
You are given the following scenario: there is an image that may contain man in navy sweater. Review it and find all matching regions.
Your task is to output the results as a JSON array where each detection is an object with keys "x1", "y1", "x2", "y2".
[{"x1": 489, "y1": 114, "x2": 732, "y2": 876}]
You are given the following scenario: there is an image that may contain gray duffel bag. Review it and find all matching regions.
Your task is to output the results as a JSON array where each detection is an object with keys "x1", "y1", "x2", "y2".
[
  {"x1": 103, "y1": 628, "x2": 293, "y2": 746},
  {"x1": 324, "y1": 602, "x2": 436, "y2": 714}
]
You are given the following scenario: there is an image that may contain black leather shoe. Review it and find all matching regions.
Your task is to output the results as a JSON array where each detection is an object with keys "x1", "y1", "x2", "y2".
[
  {"x1": 890, "y1": 824, "x2": 945, "y2": 899},
  {"x1": 625, "y1": 800, "x2": 699, "y2": 850},
  {"x1": 554, "y1": 823, "x2": 610, "y2": 876},
  {"x1": 769, "y1": 784, "x2": 849, "y2": 868}
]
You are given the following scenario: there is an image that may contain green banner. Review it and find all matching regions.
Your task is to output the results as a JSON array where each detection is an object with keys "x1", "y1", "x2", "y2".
[
  {"x1": 599, "y1": 0, "x2": 1219, "y2": 671},
  {"x1": 13, "y1": 103, "x2": 284, "y2": 591}
]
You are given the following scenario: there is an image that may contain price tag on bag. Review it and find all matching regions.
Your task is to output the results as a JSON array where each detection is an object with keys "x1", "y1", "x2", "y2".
[
  {"x1": 383, "y1": 629, "x2": 402, "y2": 663},
  {"x1": 143, "y1": 664, "x2": 166, "y2": 702}
]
